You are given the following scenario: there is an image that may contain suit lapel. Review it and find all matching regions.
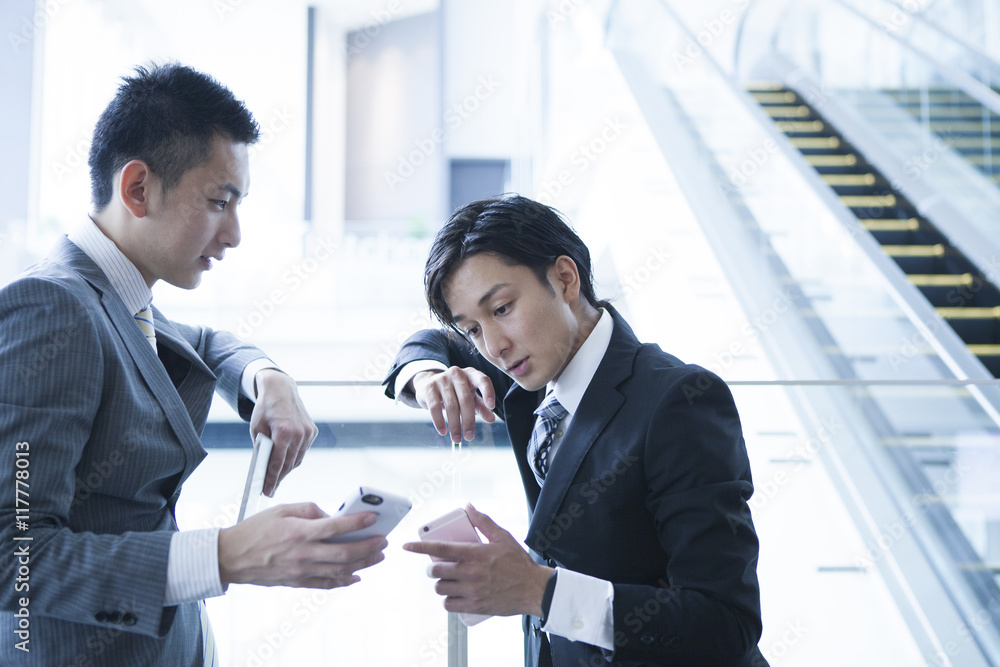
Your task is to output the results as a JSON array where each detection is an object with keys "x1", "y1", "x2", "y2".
[
  {"x1": 524, "y1": 310, "x2": 640, "y2": 555},
  {"x1": 55, "y1": 238, "x2": 214, "y2": 483}
]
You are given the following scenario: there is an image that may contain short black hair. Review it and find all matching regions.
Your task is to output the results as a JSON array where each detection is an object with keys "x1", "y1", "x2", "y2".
[
  {"x1": 88, "y1": 63, "x2": 260, "y2": 210},
  {"x1": 425, "y1": 194, "x2": 608, "y2": 330}
]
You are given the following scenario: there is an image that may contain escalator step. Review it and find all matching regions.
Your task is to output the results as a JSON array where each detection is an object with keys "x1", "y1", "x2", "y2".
[
  {"x1": 824, "y1": 173, "x2": 876, "y2": 186},
  {"x1": 884, "y1": 244, "x2": 945, "y2": 257},
  {"x1": 937, "y1": 306, "x2": 1000, "y2": 319},
  {"x1": 745, "y1": 81, "x2": 785, "y2": 92},
  {"x1": 909, "y1": 273, "x2": 975, "y2": 287},
  {"x1": 791, "y1": 137, "x2": 841, "y2": 149},
  {"x1": 841, "y1": 194, "x2": 897, "y2": 207},
  {"x1": 860, "y1": 217, "x2": 918, "y2": 231},
  {"x1": 776, "y1": 120, "x2": 825, "y2": 133},
  {"x1": 750, "y1": 91, "x2": 797, "y2": 104},
  {"x1": 943, "y1": 137, "x2": 1000, "y2": 149},
  {"x1": 930, "y1": 121, "x2": 1000, "y2": 133},
  {"x1": 806, "y1": 154, "x2": 858, "y2": 167},
  {"x1": 968, "y1": 344, "x2": 1000, "y2": 355},
  {"x1": 763, "y1": 105, "x2": 811, "y2": 118}
]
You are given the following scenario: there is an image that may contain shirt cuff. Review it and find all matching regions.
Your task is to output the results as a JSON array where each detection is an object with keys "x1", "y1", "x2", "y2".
[
  {"x1": 163, "y1": 528, "x2": 225, "y2": 606},
  {"x1": 540, "y1": 567, "x2": 615, "y2": 651},
  {"x1": 241, "y1": 358, "x2": 280, "y2": 400},
  {"x1": 393, "y1": 360, "x2": 448, "y2": 402}
]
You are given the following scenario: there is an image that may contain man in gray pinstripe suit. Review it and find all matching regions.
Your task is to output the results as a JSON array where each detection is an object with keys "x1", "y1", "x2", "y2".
[{"x1": 0, "y1": 64, "x2": 386, "y2": 665}]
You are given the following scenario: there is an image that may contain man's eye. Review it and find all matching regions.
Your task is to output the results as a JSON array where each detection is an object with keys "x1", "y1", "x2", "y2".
[
  {"x1": 214, "y1": 200, "x2": 228, "y2": 209},
  {"x1": 495, "y1": 304, "x2": 509, "y2": 316}
]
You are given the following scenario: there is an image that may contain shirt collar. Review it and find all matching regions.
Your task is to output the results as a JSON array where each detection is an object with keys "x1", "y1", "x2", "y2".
[
  {"x1": 548, "y1": 308, "x2": 614, "y2": 416},
  {"x1": 67, "y1": 215, "x2": 152, "y2": 315}
]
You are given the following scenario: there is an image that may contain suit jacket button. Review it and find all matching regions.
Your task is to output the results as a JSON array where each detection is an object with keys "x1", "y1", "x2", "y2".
[
  {"x1": 122, "y1": 612, "x2": 138, "y2": 626},
  {"x1": 640, "y1": 633, "x2": 655, "y2": 645},
  {"x1": 95, "y1": 611, "x2": 109, "y2": 623}
]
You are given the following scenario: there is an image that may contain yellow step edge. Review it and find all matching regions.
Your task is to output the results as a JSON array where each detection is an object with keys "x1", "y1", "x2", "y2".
[
  {"x1": 752, "y1": 92, "x2": 797, "y2": 104},
  {"x1": 764, "y1": 105, "x2": 811, "y2": 118},
  {"x1": 791, "y1": 137, "x2": 841, "y2": 149},
  {"x1": 968, "y1": 344, "x2": 1000, "y2": 355},
  {"x1": 902, "y1": 107, "x2": 999, "y2": 118},
  {"x1": 909, "y1": 273, "x2": 974, "y2": 287},
  {"x1": 860, "y1": 218, "x2": 919, "y2": 231},
  {"x1": 936, "y1": 306, "x2": 1000, "y2": 319},
  {"x1": 930, "y1": 121, "x2": 1000, "y2": 132},
  {"x1": 841, "y1": 194, "x2": 897, "y2": 207},
  {"x1": 745, "y1": 82, "x2": 784, "y2": 91},
  {"x1": 944, "y1": 137, "x2": 1000, "y2": 149},
  {"x1": 776, "y1": 120, "x2": 825, "y2": 133},
  {"x1": 883, "y1": 243, "x2": 944, "y2": 257},
  {"x1": 823, "y1": 173, "x2": 876, "y2": 186},
  {"x1": 806, "y1": 154, "x2": 858, "y2": 167}
]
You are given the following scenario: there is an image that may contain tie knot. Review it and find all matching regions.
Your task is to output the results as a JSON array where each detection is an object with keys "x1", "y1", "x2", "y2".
[{"x1": 534, "y1": 392, "x2": 566, "y2": 421}]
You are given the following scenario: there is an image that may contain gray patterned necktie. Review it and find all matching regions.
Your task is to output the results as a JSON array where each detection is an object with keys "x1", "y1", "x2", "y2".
[{"x1": 528, "y1": 392, "x2": 567, "y2": 486}]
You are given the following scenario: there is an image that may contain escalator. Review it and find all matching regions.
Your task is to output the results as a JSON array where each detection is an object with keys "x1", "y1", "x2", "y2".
[
  {"x1": 748, "y1": 83, "x2": 1000, "y2": 377},
  {"x1": 857, "y1": 87, "x2": 1000, "y2": 183}
]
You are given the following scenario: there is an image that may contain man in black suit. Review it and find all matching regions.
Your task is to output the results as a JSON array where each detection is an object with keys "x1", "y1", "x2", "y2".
[{"x1": 386, "y1": 195, "x2": 768, "y2": 666}]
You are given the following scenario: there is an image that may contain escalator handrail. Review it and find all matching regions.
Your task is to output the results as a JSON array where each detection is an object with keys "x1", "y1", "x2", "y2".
[
  {"x1": 733, "y1": 0, "x2": 1000, "y2": 118},
  {"x1": 880, "y1": 0, "x2": 1000, "y2": 82}
]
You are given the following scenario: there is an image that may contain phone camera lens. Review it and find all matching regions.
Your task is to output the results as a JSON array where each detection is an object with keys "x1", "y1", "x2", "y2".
[
  {"x1": 361, "y1": 494, "x2": 383, "y2": 505},
  {"x1": 422, "y1": 526, "x2": 429, "y2": 532}
]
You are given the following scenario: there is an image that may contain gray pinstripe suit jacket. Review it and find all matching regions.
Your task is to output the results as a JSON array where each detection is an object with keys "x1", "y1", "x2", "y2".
[{"x1": 0, "y1": 237, "x2": 263, "y2": 665}]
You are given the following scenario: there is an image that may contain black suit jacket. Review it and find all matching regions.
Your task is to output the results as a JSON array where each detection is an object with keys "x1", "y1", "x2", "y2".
[{"x1": 385, "y1": 309, "x2": 768, "y2": 666}]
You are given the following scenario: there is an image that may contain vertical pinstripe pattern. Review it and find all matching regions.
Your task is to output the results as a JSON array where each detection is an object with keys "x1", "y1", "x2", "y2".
[{"x1": 1, "y1": 239, "x2": 267, "y2": 666}]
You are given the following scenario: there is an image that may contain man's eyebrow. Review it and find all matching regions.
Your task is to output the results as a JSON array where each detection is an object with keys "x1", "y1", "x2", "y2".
[
  {"x1": 452, "y1": 283, "x2": 511, "y2": 324},
  {"x1": 218, "y1": 183, "x2": 246, "y2": 199}
]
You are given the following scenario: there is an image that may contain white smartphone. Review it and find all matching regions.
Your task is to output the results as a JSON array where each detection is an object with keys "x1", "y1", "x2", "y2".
[
  {"x1": 418, "y1": 508, "x2": 491, "y2": 626},
  {"x1": 324, "y1": 486, "x2": 412, "y2": 543},
  {"x1": 237, "y1": 433, "x2": 273, "y2": 522}
]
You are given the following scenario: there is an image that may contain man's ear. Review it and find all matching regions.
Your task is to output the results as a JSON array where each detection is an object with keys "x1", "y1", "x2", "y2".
[
  {"x1": 118, "y1": 160, "x2": 153, "y2": 218},
  {"x1": 552, "y1": 255, "x2": 582, "y2": 302}
]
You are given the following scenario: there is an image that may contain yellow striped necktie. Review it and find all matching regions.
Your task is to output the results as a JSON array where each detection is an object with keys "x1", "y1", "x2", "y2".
[{"x1": 134, "y1": 304, "x2": 156, "y2": 351}]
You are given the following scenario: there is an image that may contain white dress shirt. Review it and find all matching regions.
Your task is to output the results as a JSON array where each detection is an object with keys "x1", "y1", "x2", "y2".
[
  {"x1": 394, "y1": 308, "x2": 617, "y2": 650},
  {"x1": 68, "y1": 215, "x2": 274, "y2": 606}
]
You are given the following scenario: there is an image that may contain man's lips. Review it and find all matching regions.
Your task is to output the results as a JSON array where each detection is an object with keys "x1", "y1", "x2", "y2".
[{"x1": 506, "y1": 358, "x2": 528, "y2": 376}]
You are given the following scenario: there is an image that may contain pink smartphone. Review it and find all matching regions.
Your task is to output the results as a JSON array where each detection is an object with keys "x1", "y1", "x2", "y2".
[{"x1": 418, "y1": 508, "x2": 491, "y2": 626}]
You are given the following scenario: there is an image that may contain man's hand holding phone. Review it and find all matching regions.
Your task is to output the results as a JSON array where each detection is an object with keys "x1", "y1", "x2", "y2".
[{"x1": 404, "y1": 504, "x2": 554, "y2": 622}]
